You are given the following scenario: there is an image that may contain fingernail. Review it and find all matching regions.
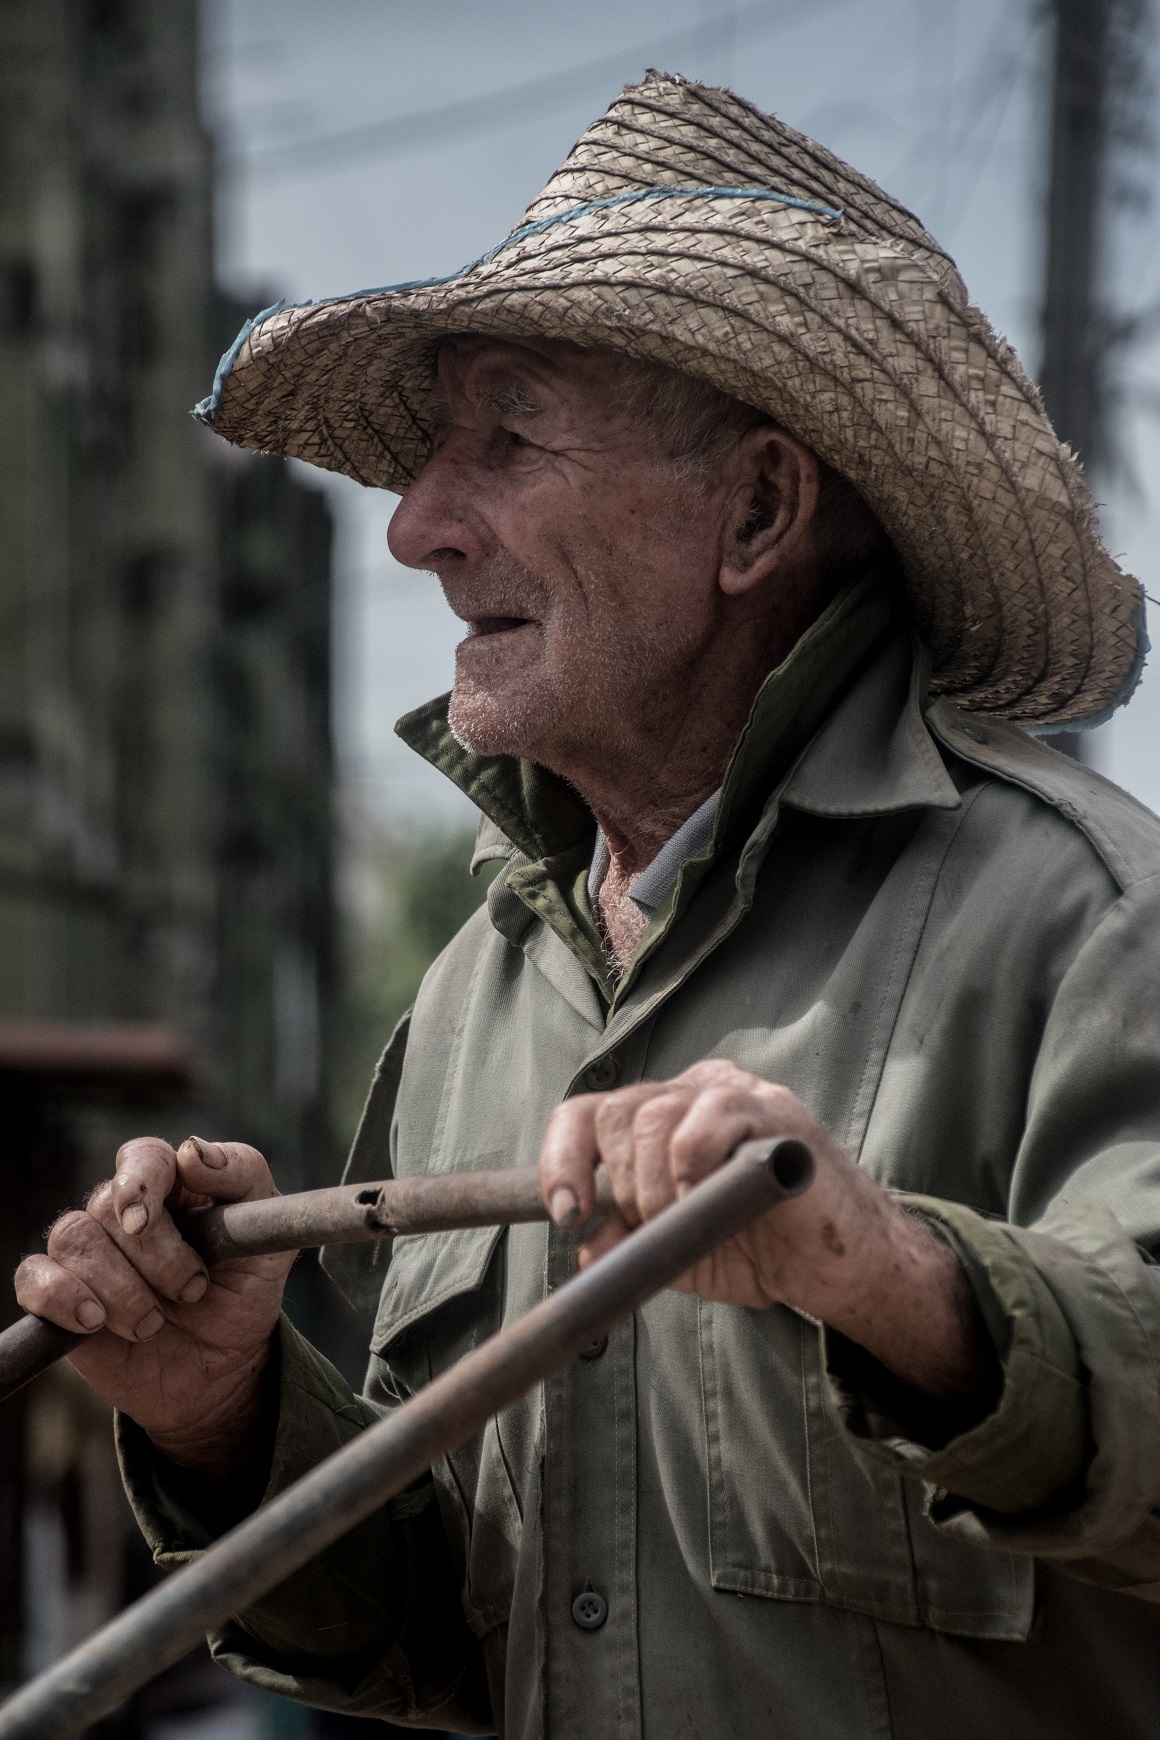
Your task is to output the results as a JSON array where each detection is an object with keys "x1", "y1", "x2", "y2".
[
  {"x1": 178, "y1": 1273, "x2": 208, "y2": 1304},
  {"x1": 76, "y1": 1299, "x2": 106, "y2": 1330},
  {"x1": 120, "y1": 1203, "x2": 148, "y2": 1235},
  {"x1": 550, "y1": 1187, "x2": 580, "y2": 1227},
  {"x1": 188, "y1": 1136, "x2": 225, "y2": 1169},
  {"x1": 134, "y1": 1307, "x2": 164, "y2": 1340}
]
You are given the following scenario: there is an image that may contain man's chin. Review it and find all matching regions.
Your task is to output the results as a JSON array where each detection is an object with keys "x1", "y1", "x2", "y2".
[{"x1": 447, "y1": 683, "x2": 545, "y2": 759}]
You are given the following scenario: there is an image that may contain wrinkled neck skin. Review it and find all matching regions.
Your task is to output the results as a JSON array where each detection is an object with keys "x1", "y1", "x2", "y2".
[
  {"x1": 550, "y1": 578, "x2": 818, "y2": 872},
  {"x1": 561, "y1": 574, "x2": 826, "y2": 971},
  {"x1": 384, "y1": 336, "x2": 833, "y2": 964}
]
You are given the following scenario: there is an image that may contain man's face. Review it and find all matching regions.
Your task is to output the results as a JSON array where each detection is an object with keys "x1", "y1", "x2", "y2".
[{"x1": 386, "y1": 337, "x2": 737, "y2": 770}]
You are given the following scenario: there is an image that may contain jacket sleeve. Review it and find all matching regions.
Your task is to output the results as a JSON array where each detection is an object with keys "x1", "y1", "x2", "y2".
[
  {"x1": 823, "y1": 1199, "x2": 1091, "y2": 1516},
  {"x1": 827, "y1": 873, "x2": 1160, "y2": 1599},
  {"x1": 118, "y1": 1315, "x2": 492, "y2": 1730}
]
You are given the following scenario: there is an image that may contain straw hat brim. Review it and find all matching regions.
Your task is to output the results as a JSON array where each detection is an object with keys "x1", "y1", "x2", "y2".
[{"x1": 197, "y1": 182, "x2": 1144, "y2": 728}]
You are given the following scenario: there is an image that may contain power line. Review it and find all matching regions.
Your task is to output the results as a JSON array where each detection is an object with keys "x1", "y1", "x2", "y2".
[
  {"x1": 891, "y1": 4, "x2": 1036, "y2": 245},
  {"x1": 222, "y1": 0, "x2": 859, "y2": 181}
]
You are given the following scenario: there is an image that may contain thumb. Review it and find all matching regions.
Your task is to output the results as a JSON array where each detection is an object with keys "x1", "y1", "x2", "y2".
[{"x1": 175, "y1": 1137, "x2": 277, "y2": 1204}]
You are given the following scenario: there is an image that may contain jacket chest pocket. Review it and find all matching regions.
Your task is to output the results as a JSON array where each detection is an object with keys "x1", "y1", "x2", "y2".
[
  {"x1": 699, "y1": 1300, "x2": 1034, "y2": 1641},
  {"x1": 371, "y1": 1224, "x2": 525, "y2": 1636}
]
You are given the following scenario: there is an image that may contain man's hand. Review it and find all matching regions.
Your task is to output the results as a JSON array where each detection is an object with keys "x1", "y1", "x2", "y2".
[
  {"x1": 541, "y1": 1061, "x2": 995, "y2": 1403},
  {"x1": 14, "y1": 1137, "x2": 294, "y2": 1476}
]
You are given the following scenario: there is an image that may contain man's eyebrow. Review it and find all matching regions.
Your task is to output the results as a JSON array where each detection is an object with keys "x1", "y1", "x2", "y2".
[
  {"x1": 475, "y1": 378, "x2": 544, "y2": 418},
  {"x1": 424, "y1": 373, "x2": 545, "y2": 428}
]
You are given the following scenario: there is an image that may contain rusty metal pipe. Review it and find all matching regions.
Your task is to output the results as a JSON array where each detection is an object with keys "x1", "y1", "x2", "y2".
[
  {"x1": 0, "y1": 1166, "x2": 620, "y2": 1407},
  {"x1": 186, "y1": 1164, "x2": 620, "y2": 1259},
  {"x1": 0, "y1": 1136, "x2": 813, "y2": 1740}
]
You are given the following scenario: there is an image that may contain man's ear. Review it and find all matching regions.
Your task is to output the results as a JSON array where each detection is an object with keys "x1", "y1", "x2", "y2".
[{"x1": 718, "y1": 426, "x2": 821, "y2": 597}]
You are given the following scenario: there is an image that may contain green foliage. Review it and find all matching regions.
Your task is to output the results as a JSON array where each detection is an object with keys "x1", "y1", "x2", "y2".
[
  {"x1": 397, "y1": 830, "x2": 498, "y2": 962},
  {"x1": 334, "y1": 825, "x2": 500, "y2": 1146}
]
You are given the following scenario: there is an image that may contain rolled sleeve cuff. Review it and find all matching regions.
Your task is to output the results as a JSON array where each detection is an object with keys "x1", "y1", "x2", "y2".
[{"x1": 823, "y1": 1194, "x2": 1090, "y2": 1517}]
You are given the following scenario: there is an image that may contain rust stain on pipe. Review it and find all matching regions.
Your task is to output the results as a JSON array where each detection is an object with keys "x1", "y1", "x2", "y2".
[{"x1": 0, "y1": 1166, "x2": 618, "y2": 1403}]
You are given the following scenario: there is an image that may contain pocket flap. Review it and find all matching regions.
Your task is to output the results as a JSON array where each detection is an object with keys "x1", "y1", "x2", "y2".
[{"x1": 371, "y1": 1223, "x2": 505, "y2": 1356}]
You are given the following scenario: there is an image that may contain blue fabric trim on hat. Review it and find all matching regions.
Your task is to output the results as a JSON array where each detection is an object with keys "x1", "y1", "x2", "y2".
[
  {"x1": 474, "y1": 183, "x2": 844, "y2": 269},
  {"x1": 192, "y1": 184, "x2": 841, "y2": 426},
  {"x1": 193, "y1": 298, "x2": 288, "y2": 424}
]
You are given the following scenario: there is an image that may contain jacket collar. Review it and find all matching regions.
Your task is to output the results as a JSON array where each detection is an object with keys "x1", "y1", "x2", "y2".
[{"x1": 782, "y1": 627, "x2": 960, "y2": 818}]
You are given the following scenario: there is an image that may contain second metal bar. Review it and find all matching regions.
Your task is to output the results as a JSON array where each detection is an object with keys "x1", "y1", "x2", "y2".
[{"x1": 0, "y1": 1136, "x2": 813, "y2": 1740}]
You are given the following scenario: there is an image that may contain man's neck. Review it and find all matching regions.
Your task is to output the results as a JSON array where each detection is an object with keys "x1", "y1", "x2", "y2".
[
  {"x1": 557, "y1": 651, "x2": 767, "y2": 972},
  {"x1": 596, "y1": 856, "x2": 652, "y2": 974},
  {"x1": 591, "y1": 779, "x2": 722, "y2": 880},
  {"x1": 591, "y1": 787, "x2": 723, "y2": 975}
]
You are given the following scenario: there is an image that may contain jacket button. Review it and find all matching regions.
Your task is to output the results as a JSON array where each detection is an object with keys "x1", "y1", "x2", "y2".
[
  {"x1": 578, "y1": 1334, "x2": 608, "y2": 1361},
  {"x1": 582, "y1": 1055, "x2": 619, "y2": 1091},
  {"x1": 571, "y1": 1590, "x2": 608, "y2": 1630}
]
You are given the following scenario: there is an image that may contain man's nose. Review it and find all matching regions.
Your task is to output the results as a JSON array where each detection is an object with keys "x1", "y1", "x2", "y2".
[{"x1": 387, "y1": 444, "x2": 493, "y2": 571}]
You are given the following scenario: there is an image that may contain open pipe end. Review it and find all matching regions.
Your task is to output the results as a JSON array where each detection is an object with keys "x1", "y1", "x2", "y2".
[
  {"x1": 730, "y1": 1135, "x2": 815, "y2": 1200},
  {"x1": 769, "y1": 1138, "x2": 814, "y2": 1195}
]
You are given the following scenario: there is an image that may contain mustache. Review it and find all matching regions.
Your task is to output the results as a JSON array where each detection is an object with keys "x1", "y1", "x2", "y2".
[{"x1": 435, "y1": 549, "x2": 553, "y2": 623}]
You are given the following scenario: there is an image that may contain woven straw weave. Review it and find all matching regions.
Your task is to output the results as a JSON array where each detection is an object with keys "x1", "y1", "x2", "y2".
[{"x1": 198, "y1": 73, "x2": 1145, "y2": 726}]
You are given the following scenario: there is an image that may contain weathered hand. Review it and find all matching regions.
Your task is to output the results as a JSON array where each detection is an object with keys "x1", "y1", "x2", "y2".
[
  {"x1": 14, "y1": 1137, "x2": 293, "y2": 1471},
  {"x1": 540, "y1": 1060, "x2": 993, "y2": 1400}
]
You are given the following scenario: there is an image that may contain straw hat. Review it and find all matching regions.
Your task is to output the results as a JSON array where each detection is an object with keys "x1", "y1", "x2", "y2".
[{"x1": 197, "y1": 72, "x2": 1145, "y2": 727}]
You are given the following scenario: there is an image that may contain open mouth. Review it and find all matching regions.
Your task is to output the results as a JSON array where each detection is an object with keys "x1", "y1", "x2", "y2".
[{"x1": 465, "y1": 616, "x2": 532, "y2": 637}]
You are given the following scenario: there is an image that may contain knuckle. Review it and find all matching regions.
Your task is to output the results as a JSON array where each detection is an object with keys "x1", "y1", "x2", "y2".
[
  {"x1": 761, "y1": 1081, "x2": 798, "y2": 1109},
  {"x1": 116, "y1": 1135, "x2": 171, "y2": 1170},
  {"x1": 14, "y1": 1254, "x2": 50, "y2": 1303},
  {"x1": 683, "y1": 1058, "x2": 738, "y2": 1087},
  {"x1": 48, "y1": 1210, "x2": 100, "y2": 1261},
  {"x1": 668, "y1": 1130, "x2": 708, "y2": 1175},
  {"x1": 592, "y1": 1097, "x2": 627, "y2": 1139},
  {"x1": 85, "y1": 1181, "x2": 117, "y2": 1226},
  {"x1": 632, "y1": 1093, "x2": 681, "y2": 1139},
  {"x1": 629, "y1": 1092, "x2": 674, "y2": 1134},
  {"x1": 704, "y1": 1084, "x2": 751, "y2": 1120}
]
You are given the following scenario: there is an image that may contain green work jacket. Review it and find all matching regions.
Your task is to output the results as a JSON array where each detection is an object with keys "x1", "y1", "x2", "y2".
[{"x1": 122, "y1": 581, "x2": 1160, "y2": 1738}]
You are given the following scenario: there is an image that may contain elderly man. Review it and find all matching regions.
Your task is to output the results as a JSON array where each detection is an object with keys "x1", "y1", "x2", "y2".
[{"x1": 17, "y1": 75, "x2": 1160, "y2": 1738}]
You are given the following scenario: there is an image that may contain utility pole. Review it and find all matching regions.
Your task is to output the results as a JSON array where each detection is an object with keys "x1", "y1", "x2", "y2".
[
  {"x1": 1038, "y1": 0, "x2": 1153, "y2": 754},
  {"x1": 1039, "y1": 0, "x2": 1114, "y2": 483}
]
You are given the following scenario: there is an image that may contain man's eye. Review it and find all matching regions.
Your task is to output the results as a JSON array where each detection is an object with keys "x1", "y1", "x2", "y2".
[{"x1": 484, "y1": 425, "x2": 538, "y2": 464}]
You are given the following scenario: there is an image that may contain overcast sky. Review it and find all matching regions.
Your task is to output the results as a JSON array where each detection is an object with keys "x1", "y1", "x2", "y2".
[{"x1": 202, "y1": 0, "x2": 1160, "y2": 826}]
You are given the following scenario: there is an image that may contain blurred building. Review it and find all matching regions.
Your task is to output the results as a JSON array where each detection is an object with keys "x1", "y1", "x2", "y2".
[{"x1": 0, "y1": 0, "x2": 340, "y2": 1721}]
